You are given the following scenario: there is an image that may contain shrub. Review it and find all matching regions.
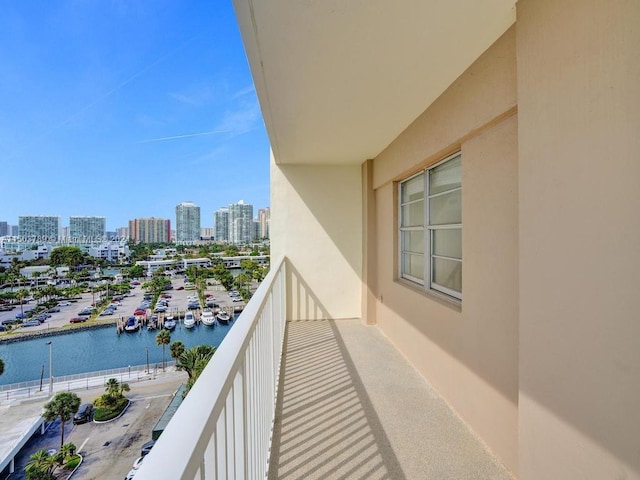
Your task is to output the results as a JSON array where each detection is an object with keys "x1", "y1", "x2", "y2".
[{"x1": 93, "y1": 397, "x2": 129, "y2": 421}]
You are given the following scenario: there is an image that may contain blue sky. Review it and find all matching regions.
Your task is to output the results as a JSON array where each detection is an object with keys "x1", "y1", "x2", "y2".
[{"x1": 0, "y1": 1, "x2": 270, "y2": 231}]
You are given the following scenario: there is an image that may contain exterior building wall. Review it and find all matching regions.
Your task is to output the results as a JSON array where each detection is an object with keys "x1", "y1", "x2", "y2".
[
  {"x1": 69, "y1": 216, "x2": 106, "y2": 240},
  {"x1": 175, "y1": 202, "x2": 201, "y2": 243},
  {"x1": 516, "y1": 1, "x2": 640, "y2": 479},
  {"x1": 371, "y1": 27, "x2": 519, "y2": 474},
  {"x1": 18, "y1": 216, "x2": 61, "y2": 240},
  {"x1": 271, "y1": 154, "x2": 362, "y2": 321},
  {"x1": 214, "y1": 209, "x2": 229, "y2": 242}
]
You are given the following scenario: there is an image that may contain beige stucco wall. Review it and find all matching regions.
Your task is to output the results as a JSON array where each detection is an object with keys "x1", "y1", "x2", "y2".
[
  {"x1": 371, "y1": 27, "x2": 520, "y2": 474},
  {"x1": 517, "y1": 0, "x2": 640, "y2": 479},
  {"x1": 270, "y1": 153, "x2": 363, "y2": 320}
]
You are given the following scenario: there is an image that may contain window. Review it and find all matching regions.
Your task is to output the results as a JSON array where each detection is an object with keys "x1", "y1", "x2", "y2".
[{"x1": 399, "y1": 152, "x2": 462, "y2": 300}]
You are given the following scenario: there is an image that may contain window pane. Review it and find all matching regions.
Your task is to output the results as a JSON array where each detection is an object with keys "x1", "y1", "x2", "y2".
[
  {"x1": 432, "y1": 257, "x2": 462, "y2": 293},
  {"x1": 403, "y1": 253, "x2": 424, "y2": 281},
  {"x1": 401, "y1": 174, "x2": 424, "y2": 203},
  {"x1": 432, "y1": 228, "x2": 461, "y2": 259},
  {"x1": 429, "y1": 155, "x2": 461, "y2": 195},
  {"x1": 402, "y1": 230, "x2": 424, "y2": 254},
  {"x1": 401, "y1": 201, "x2": 424, "y2": 227},
  {"x1": 429, "y1": 189, "x2": 461, "y2": 225}
]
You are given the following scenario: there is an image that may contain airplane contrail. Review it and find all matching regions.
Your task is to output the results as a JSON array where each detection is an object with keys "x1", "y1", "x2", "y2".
[{"x1": 135, "y1": 130, "x2": 232, "y2": 144}]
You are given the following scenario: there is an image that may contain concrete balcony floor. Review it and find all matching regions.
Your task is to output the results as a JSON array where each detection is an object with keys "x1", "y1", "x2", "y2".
[{"x1": 269, "y1": 319, "x2": 515, "y2": 480}]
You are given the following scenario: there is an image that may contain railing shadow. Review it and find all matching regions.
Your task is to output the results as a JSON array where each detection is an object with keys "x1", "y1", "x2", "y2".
[{"x1": 269, "y1": 319, "x2": 406, "y2": 480}]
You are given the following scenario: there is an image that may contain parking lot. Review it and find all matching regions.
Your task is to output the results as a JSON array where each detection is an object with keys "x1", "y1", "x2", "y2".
[{"x1": 1, "y1": 371, "x2": 184, "y2": 480}]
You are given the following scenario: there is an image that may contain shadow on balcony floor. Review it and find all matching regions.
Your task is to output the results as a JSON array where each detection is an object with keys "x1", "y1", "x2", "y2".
[{"x1": 268, "y1": 319, "x2": 514, "y2": 480}]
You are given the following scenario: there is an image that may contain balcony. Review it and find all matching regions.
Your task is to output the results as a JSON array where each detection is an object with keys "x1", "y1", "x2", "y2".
[{"x1": 135, "y1": 256, "x2": 513, "y2": 479}]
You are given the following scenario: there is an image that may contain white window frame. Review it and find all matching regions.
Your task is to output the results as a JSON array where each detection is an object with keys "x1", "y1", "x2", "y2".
[{"x1": 399, "y1": 152, "x2": 462, "y2": 301}]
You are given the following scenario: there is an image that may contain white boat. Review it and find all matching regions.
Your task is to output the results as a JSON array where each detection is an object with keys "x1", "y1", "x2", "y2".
[
  {"x1": 201, "y1": 309, "x2": 216, "y2": 326},
  {"x1": 216, "y1": 310, "x2": 230, "y2": 324},
  {"x1": 184, "y1": 312, "x2": 196, "y2": 329},
  {"x1": 124, "y1": 316, "x2": 140, "y2": 333},
  {"x1": 163, "y1": 316, "x2": 176, "y2": 331}
]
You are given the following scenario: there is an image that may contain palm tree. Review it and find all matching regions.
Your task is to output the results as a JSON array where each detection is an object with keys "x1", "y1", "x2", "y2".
[
  {"x1": 169, "y1": 341, "x2": 185, "y2": 362},
  {"x1": 25, "y1": 448, "x2": 57, "y2": 480},
  {"x1": 156, "y1": 330, "x2": 171, "y2": 372},
  {"x1": 176, "y1": 345, "x2": 216, "y2": 392},
  {"x1": 16, "y1": 288, "x2": 29, "y2": 318},
  {"x1": 0, "y1": 357, "x2": 4, "y2": 376},
  {"x1": 42, "y1": 392, "x2": 81, "y2": 450},
  {"x1": 104, "y1": 378, "x2": 120, "y2": 397}
]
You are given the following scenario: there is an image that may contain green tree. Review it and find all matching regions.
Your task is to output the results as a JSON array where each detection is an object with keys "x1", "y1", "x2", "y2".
[
  {"x1": 156, "y1": 330, "x2": 171, "y2": 372},
  {"x1": 16, "y1": 288, "x2": 29, "y2": 318},
  {"x1": 0, "y1": 357, "x2": 4, "y2": 376},
  {"x1": 43, "y1": 392, "x2": 81, "y2": 450},
  {"x1": 176, "y1": 345, "x2": 216, "y2": 392},
  {"x1": 50, "y1": 246, "x2": 84, "y2": 267},
  {"x1": 25, "y1": 449, "x2": 57, "y2": 480},
  {"x1": 169, "y1": 341, "x2": 185, "y2": 361}
]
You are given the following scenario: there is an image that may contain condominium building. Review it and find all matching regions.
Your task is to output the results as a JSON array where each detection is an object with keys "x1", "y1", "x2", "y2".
[
  {"x1": 200, "y1": 227, "x2": 214, "y2": 240},
  {"x1": 128, "y1": 218, "x2": 171, "y2": 244},
  {"x1": 0, "y1": 222, "x2": 7, "y2": 236},
  {"x1": 69, "y1": 216, "x2": 106, "y2": 240},
  {"x1": 175, "y1": 202, "x2": 201, "y2": 243},
  {"x1": 136, "y1": 2, "x2": 640, "y2": 480},
  {"x1": 18, "y1": 216, "x2": 60, "y2": 240},
  {"x1": 228, "y1": 200, "x2": 253, "y2": 244},
  {"x1": 116, "y1": 227, "x2": 129, "y2": 240},
  {"x1": 214, "y1": 208, "x2": 229, "y2": 243},
  {"x1": 257, "y1": 207, "x2": 270, "y2": 239}
]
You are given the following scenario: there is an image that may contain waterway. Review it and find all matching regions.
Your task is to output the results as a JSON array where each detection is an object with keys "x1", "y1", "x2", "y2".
[{"x1": 0, "y1": 317, "x2": 236, "y2": 386}]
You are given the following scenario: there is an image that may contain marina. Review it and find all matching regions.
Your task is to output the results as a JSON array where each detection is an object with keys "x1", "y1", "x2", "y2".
[{"x1": 0, "y1": 316, "x2": 236, "y2": 387}]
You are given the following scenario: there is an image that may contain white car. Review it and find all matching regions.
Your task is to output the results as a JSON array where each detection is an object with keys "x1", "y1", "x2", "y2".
[{"x1": 58, "y1": 302, "x2": 71, "y2": 307}]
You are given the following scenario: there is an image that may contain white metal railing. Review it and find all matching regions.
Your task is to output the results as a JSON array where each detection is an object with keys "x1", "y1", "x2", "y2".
[{"x1": 135, "y1": 256, "x2": 286, "y2": 480}]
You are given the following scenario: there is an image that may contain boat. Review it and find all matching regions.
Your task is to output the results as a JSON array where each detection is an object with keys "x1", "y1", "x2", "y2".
[
  {"x1": 163, "y1": 316, "x2": 176, "y2": 331},
  {"x1": 201, "y1": 309, "x2": 216, "y2": 327},
  {"x1": 184, "y1": 311, "x2": 196, "y2": 329},
  {"x1": 124, "y1": 316, "x2": 140, "y2": 333},
  {"x1": 216, "y1": 310, "x2": 230, "y2": 324}
]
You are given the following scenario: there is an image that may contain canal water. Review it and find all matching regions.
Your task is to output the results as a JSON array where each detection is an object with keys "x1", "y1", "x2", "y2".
[{"x1": 0, "y1": 318, "x2": 236, "y2": 386}]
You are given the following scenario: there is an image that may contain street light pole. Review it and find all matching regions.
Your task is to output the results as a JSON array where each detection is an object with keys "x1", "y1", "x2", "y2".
[{"x1": 46, "y1": 341, "x2": 53, "y2": 395}]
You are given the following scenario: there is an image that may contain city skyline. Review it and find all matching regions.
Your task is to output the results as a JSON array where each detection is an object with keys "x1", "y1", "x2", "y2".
[{"x1": 0, "y1": 1, "x2": 270, "y2": 230}]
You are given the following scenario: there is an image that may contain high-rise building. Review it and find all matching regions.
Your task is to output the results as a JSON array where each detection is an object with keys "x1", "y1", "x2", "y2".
[
  {"x1": 200, "y1": 227, "x2": 214, "y2": 240},
  {"x1": 116, "y1": 227, "x2": 129, "y2": 240},
  {"x1": 10, "y1": 225, "x2": 18, "y2": 236},
  {"x1": 69, "y1": 216, "x2": 106, "y2": 240},
  {"x1": 0, "y1": 222, "x2": 8, "y2": 236},
  {"x1": 128, "y1": 218, "x2": 171, "y2": 243},
  {"x1": 214, "y1": 208, "x2": 229, "y2": 243},
  {"x1": 18, "y1": 216, "x2": 60, "y2": 240},
  {"x1": 228, "y1": 200, "x2": 254, "y2": 244},
  {"x1": 258, "y1": 207, "x2": 270, "y2": 239},
  {"x1": 175, "y1": 202, "x2": 201, "y2": 243}
]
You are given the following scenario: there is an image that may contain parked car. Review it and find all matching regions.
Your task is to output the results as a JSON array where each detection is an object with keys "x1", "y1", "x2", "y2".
[
  {"x1": 133, "y1": 309, "x2": 146, "y2": 316},
  {"x1": 58, "y1": 301, "x2": 72, "y2": 307},
  {"x1": 0, "y1": 325, "x2": 7, "y2": 331},
  {"x1": 22, "y1": 319, "x2": 41, "y2": 327},
  {"x1": 73, "y1": 403, "x2": 93, "y2": 424},
  {"x1": 176, "y1": 286, "x2": 184, "y2": 290},
  {"x1": 1, "y1": 319, "x2": 17, "y2": 325},
  {"x1": 69, "y1": 317, "x2": 87, "y2": 323},
  {"x1": 47, "y1": 307, "x2": 61, "y2": 313},
  {"x1": 140, "y1": 440, "x2": 155, "y2": 457},
  {"x1": 132, "y1": 456, "x2": 144, "y2": 470},
  {"x1": 15, "y1": 312, "x2": 27, "y2": 320}
]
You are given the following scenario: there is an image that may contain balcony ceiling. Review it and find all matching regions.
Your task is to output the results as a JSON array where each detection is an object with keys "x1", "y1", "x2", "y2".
[{"x1": 233, "y1": 0, "x2": 516, "y2": 165}]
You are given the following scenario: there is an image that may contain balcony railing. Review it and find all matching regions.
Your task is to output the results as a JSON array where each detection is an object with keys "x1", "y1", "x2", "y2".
[{"x1": 135, "y1": 256, "x2": 286, "y2": 479}]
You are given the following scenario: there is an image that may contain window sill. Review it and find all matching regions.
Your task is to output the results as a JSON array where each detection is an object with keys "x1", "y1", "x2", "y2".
[{"x1": 394, "y1": 278, "x2": 462, "y2": 312}]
